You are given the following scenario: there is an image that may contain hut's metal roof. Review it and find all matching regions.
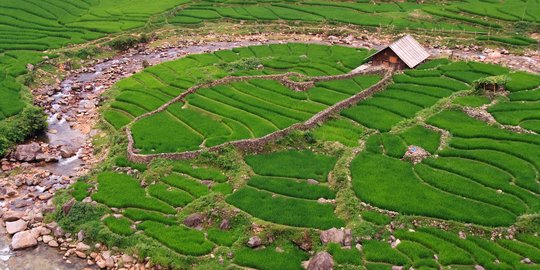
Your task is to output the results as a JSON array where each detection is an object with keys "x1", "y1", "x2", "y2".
[{"x1": 372, "y1": 35, "x2": 430, "y2": 68}]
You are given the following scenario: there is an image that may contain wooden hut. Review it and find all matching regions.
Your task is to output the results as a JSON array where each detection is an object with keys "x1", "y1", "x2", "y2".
[{"x1": 369, "y1": 35, "x2": 430, "y2": 70}]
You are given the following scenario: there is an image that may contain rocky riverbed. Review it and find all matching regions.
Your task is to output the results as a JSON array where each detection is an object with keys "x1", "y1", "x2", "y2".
[{"x1": 0, "y1": 32, "x2": 538, "y2": 269}]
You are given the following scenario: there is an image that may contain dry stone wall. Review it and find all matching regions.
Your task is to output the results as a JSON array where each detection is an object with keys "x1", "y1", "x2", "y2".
[{"x1": 127, "y1": 67, "x2": 392, "y2": 164}]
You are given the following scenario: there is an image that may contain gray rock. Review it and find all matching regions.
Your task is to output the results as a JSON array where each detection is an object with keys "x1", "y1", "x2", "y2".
[
  {"x1": 219, "y1": 219, "x2": 231, "y2": 230},
  {"x1": 76, "y1": 242, "x2": 90, "y2": 252},
  {"x1": 11, "y1": 230, "x2": 38, "y2": 250},
  {"x1": 183, "y1": 213, "x2": 205, "y2": 228},
  {"x1": 62, "y1": 198, "x2": 76, "y2": 215},
  {"x1": 2, "y1": 210, "x2": 24, "y2": 221},
  {"x1": 247, "y1": 236, "x2": 262, "y2": 248},
  {"x1": 307, "y1": 251, "x2": 334, "y2": 270},
  {"x1": 42, "y1": 235, "x2": 54, "y2": 244},
  {"x1": 35, "y1": 153, "x2": 59, "y2": 163},
  {"x1": 320, "y1": 228, "x2": 344, "y2": 245},
  {"x1": 307, "y1": 179, "x2": 319, "y2": 185},
  {"x1": 14, "y1": 142, "x2": 41, "y2": 162},
  {"x1": 6, "y1": 220, "x2": 28, "y2": 235}
]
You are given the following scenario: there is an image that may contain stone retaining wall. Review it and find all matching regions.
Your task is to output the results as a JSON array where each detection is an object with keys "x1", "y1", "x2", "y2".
[{"x1": 127, "y1": 67, "x2": 392, "y2": 164}]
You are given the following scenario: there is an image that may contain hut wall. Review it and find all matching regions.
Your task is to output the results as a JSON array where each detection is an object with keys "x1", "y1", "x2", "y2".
[{"x1": 371, "y1": 48, "x2": 408, "y2": 70}]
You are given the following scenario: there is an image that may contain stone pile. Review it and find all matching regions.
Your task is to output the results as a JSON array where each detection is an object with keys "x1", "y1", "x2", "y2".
[{"x1": 402, "y1": 145, "x2": 431, "y2": 164}]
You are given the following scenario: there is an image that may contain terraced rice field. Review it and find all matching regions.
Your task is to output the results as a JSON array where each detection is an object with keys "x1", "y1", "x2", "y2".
[
  {"x1": 488, "y1": 72, "x2": 540, "y2": 133},
  {"x1": 90, "y1": 162, "x2": 233, "y2": 256},
  {"x1": 3, "y1": 0, "x2": 538, "y2": 267},
  {"x1": 349, "y1": 60, "x2": 540, "y2": 227},
  {"x1": 82, "y1": 54, "x2": 540, "y2": 269},
  {"x1": 106, "y1": 43, "x2": 378, "y2": 153},
  {"x1": 227, "y1": 150, "x2": 343, "y2": 229},
  {"x1": 173, "y1": 0, "x2": 539, "y2": 46}
]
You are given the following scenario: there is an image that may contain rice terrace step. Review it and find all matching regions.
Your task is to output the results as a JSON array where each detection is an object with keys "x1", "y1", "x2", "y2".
[{"x1": 0, "y1": 1, "x2": 539, "y2": 270}]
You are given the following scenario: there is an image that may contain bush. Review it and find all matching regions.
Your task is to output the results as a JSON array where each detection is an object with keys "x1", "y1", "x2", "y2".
[
  {"x1": 57, "y1": 202, "x2": 106, "y2": 233},
  {"x1": 0, "y1": 106, "x2": 47, "y2": 156},
  {"x1": 71, "y1": 181, "x2": 91, "y2": 201},
  {"x1": 108, "y1": 35, "x2": 144, "y2": 51}
]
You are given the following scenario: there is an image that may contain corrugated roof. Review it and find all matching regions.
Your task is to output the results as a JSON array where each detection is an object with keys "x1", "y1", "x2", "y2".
[{"x1": 388, "y1": 35, "x2": 430, "y2": 68}]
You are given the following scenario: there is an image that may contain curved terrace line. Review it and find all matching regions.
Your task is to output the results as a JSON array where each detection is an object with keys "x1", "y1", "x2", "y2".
[{"x1": 126, "y1": 67, "x2": 393, "y2": 163}]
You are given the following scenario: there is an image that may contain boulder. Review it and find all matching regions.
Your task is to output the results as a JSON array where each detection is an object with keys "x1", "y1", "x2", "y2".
[
  {"x1": 60, "y1": 145, "x2": 77, "y2": 158},
  {"x1": 76, "y1": 242, "x2": 91, "y2": 252},
  {"x1": 183, "y1": 213, "x2": 205, "y2": 228},
  {"x1": 307, "y1": 179, "x2": 319, "y2": 185},
  {"x1": 62, "y1": 198, "x2": 76, "y2": 215},
  {"x1": 402, "y1": 145, "x2": 430, "y2": 164},
  {"x1": 6, "y1": 219, "x2": 28, "y2": 234},
  {"x1": 2, "y1": 210, "x2": 24, "y2": 221},
  {"x1": 320, "y1": 228, "x2": 344, "y2": 245},
  {"x1": 11, "y1": 230, "x2": 38, "y2": 250},
  {"x1": 48, "y1": 240, "x2": 59, "y2": 247},
  {"x1": 35, "y1": 153, "x2": 59, "y2": 163},
  {"x1": 219, "y1": 219, "x2": 231, "y2": 230},
  {"x1": 307, "y1": 252, "x2": 334, "y2": 270},
  {"x1": 42, "y1": 235, "x2": 54, "y2": 244},
  {"x1": 247, "y1": 236, "x2": 262, "y2": 248},
  {"x1": 14, "y1": 142, "x2": 41, "y2": 162}
]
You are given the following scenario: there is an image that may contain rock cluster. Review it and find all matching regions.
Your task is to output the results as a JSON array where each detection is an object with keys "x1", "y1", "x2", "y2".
[
  {"x1": 320, "y1": 228, "x2": 352, "y2": 247},
  {"x1": 402, "y1": 145, "x2": 431, "y2": 164}
]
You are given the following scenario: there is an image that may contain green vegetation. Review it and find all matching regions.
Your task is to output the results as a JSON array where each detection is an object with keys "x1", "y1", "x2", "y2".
[
  {"x1": 172, "y1": 1, "x2": 540, "y2": 48},
  {"x1": 121, "y1": 43, "x2": 378, "y2": 154},
  {"x1": 103, "y1": 216, "x2": 134, "y2": 236},
  {"x1": 247, "y1": 176, "x2": 335, "y2": 200},
  {"x1": 92, "y1": 172, "x2": 176, "y2": 214},
  {"x1": 138, "y1": 221, "x2": 214, "y2": 256},
  {"x1": 245, "y1": 150, "x2": 337, "y2": 181},
  {"x1": 227, "y1": 187, "x2": 343, "y2": 229},
  {"x1": 234, "y1": 245, "x2": 308, "y2": 270}
]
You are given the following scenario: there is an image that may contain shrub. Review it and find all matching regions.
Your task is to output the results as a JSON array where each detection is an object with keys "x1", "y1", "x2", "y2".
[
  {"x1": 108, "y1": 35, "x2": 142, "y2": 51},
  {"x1": 0, "y1": 106, "x2": 47, "y2": 156},
  {"x1": 115, "y1": 156, "x2": 147, "y2": 172},
  {"x1": 57, "y1": 202, "x2": 106, "y2": 233},
  {"x1": 71, "y1": 181, "x2": 91, "y2": 201}
]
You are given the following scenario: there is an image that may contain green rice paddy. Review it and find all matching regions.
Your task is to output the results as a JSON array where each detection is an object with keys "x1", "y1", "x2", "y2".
[{"x1": 5, "y1": 0, "x2": 538, "y2": 268}]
